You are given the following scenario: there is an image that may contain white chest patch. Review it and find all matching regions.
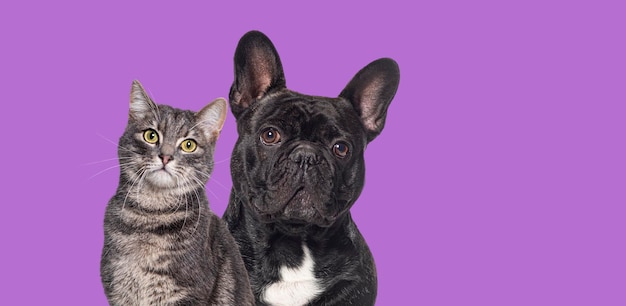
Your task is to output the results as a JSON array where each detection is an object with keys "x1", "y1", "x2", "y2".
[{"x1": 262, "y1": 245, "x2": 323, "y2": 306}]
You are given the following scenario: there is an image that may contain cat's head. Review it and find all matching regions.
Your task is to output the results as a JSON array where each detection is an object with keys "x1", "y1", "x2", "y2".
[{"x1": 118, "y1": 80, "x2": 226, "y2": 195}]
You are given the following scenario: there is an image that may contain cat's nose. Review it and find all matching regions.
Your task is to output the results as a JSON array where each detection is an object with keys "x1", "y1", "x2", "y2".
[{"x1": 159, "y1": 154, "x2": 172, "y2": 165}]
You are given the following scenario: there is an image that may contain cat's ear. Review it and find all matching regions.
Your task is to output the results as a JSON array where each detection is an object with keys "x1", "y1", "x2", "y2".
[
  {"x1": 229, "y1": 30, "x2": 286, "y2": 119},
  {"x1": 339, "y1": 58, "x2": 400, "y2": 143},
  {"x1": 129, "y1": 80, "x2": 158, "y2": 122},
  {"x1": 196, "y1": 98, "x2": 227, "y2": 142}
]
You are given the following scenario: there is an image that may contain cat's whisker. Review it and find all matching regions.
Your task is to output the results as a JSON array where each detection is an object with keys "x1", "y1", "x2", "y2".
[
  {"x1": 171, "y1": 169, "x2": 198, "y2": 232},
  {"x1": 120, "y1": 165, "x2": 143, "y2": 189},
  {"x1": 195, "y1": 169, "x2": 230, "y2": 192},
  {"x1": 210, "y1": 177, "x2": 230, "y2": 193},
  {"x1": 97, "y1": 133, "x2": 121, "y2": 146},
  {"x1": 121, "y1": 168, "x2": 142, "y2": 210},
  {"x1": 193, "y1": 167, "x2": 212, "y2": 176},
  {"x1": 83, "y1": 157, "x2": 133, "y2": 166},
  {"x1": 175, "y1": 171, "x2": 203, "y2": 234},
  {"x1": 212, "y1": 157, "x2": 231, "y2": 165},
  {"x1": 94, "y1": 161, "x2": 141, "y2": 181},
  {"x1": 189, "y1": 169, "x2": 218, "y2": 200},
  {"x1": 188, "y1": 171, "x2": 208, "y2": 188},
  {"x1": 173, "y1": 172, "x2": 188, "y2": 213},
  {"x1": 180, "y1": 186, "x2": 189, "y2": 230},
  {"x1": 118, "y1": 161, "x2": 142, "y2": 172},
  {"x1": 182, "y1": 176, "x2": 197, "y2": 231},
  {"x1": 97, "y1": 133, "x2": 137, "y2": 154},
  {"x1": 134, "y1": 169, "x2": 148, "y2": 203},
  {"x1": 191, "y1": 184, "x2": 202, "y2": 235},
  {"x1": 122, "y1": 166, "x2": 146, "y2": 211},
  {"x1": 205, "y1": 185, "x2": 221, "y2": 205},
  {"x1": 89, "y1": 164, "x2": 122, "y2": 180},
  {"x1": 171, "y1": 168, "x2": 192, "y2": 193},
  {"x1": 192, "y1": 169, "x2": 212, "y2": 182}
]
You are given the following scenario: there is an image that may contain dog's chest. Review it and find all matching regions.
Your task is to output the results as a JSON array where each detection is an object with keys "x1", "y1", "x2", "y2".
[{"x1": 261, "y1": 245, "x2": 323, "y2": 306}]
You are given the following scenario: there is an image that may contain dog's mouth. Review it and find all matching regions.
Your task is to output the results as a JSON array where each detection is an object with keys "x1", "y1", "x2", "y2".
[
  {"x1": 243, "y1": 143, "x2": 357, "y2": 230},
  {"x1": 253, "y1": 186, "x2": 338, "y2": 227}
]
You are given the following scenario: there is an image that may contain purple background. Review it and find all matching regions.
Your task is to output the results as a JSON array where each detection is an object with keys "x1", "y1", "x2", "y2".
[{"x1": 1, "y1": 1, "x2": 624, "y2": 305}]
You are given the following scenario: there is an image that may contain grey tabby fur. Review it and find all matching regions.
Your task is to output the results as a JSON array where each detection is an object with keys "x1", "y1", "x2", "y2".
[{"x1": 100, "y1": 80, "x2": 254, "y2": 306}]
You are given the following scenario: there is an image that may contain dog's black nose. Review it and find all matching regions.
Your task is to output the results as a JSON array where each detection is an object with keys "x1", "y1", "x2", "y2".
[{"x1": 290, "y1": 144, "x2": 321, "y2": 167}]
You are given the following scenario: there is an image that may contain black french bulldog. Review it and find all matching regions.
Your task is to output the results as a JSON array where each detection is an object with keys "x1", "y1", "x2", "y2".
[{"x1": 223, "y1": 30, "x2": 400, "y2": 305}]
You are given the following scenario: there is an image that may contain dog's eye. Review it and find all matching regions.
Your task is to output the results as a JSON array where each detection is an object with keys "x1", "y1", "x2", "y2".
[
  {"x1": 260, "y1": 128, "x2": 281, "y2": 145},
  {"x1": 333, "y1": 142, "x2": 349, "y2": 158}
]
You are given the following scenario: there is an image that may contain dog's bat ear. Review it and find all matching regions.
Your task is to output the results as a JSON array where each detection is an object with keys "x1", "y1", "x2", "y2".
[
  {"x1": 229, "y1": 30, "x2": 286, "y2": 119},
  {"x1": 339, "y1": 58, "x2": 400, "y2": 143}
]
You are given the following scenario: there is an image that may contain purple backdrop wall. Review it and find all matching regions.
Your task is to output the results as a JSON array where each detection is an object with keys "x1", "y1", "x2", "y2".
[{"x1": 1, "y1": 1, "x2": 624, "y2": 305}]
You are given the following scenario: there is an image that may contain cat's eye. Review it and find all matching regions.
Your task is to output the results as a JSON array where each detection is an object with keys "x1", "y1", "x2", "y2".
[
  {"x1": 181, "y1": 139, "x2": 197, "y2": 153},
  {"x1": 143, "y1": 129, "x2": 159, "y2": 144},
  {"x1": 260, "y1": 128, "x2": 281, "y2": 145},
  {"x1": 333, "y1": 142, "x2": 349, "y2": 158}
]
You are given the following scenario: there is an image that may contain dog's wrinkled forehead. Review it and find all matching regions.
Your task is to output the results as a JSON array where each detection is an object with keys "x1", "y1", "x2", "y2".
[{"x1": 250, "y1": 92, "x2": 366, "y2": 143}]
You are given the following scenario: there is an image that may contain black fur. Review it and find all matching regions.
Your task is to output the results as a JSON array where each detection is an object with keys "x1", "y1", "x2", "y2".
[{"x1": 224, "y1": 31, "x2": 400, "y2": 305}]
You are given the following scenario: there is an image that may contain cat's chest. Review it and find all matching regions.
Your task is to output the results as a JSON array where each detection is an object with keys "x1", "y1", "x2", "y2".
[
  {"x1": 120, "y1": 233, "x2": 181, "y2": 264},
  {"x1": 261, "y1": 245, "x2": 324, "y2": 306},
  {"x1": 109, "y1": 233, "x2": 189, "y2": 305}
]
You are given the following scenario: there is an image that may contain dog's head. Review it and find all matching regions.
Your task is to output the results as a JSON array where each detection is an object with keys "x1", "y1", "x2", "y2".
[{"x1": 228, "y1": 31, "x2": 399, "y2": 234}]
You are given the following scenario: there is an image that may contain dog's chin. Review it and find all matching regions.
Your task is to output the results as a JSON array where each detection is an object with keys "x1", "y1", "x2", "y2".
[
  {"x1": 253, "y1": 194, "x2": 338, "y2": 234},
  {"x1": 274, "y1": 221, "x2": 319, "y2": 236},
  {"x1": 270, "y1": 218, "x2": 335, "y2": 236},
  {"x1": 256, "y1": 210, "x2": 336, "y2": 229}
]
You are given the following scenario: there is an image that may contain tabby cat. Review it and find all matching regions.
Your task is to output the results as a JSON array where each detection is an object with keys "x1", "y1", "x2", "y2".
[{"x1": 100, "y1": 80, "x2": 254, "y2": 305}]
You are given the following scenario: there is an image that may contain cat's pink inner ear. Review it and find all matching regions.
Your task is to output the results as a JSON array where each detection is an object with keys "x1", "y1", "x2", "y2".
[
  {"x1": 129, "y1": 80, "x2": 157, "y2": 120},
  {"x1": 197, "y1": 98, "x2": 227, "y2": 139}
]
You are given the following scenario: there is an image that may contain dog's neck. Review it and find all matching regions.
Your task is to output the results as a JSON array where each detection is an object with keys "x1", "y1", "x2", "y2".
[{"x1": 227, "y1": 194, "x2": 357, "y2": 246}]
